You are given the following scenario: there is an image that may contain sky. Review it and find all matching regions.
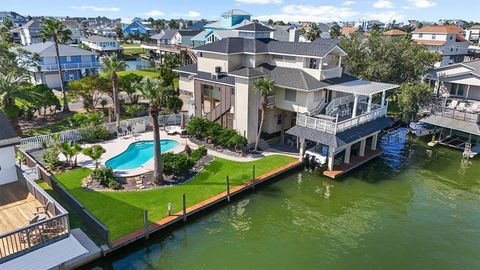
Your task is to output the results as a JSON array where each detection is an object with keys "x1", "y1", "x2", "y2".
[{"x1": 1, "y1": 0, "x2": 479, "y2": 23}]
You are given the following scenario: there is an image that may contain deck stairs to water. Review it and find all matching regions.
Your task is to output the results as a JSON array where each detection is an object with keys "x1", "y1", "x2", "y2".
[{"x1": 186, "y1": 48, "x2": 197, "y2": 63}]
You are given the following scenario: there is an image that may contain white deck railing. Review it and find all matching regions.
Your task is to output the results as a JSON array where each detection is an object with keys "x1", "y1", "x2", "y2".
[
  {"x1": 296, "y1": 105, "x2": 388, "y2": 134},
  {"x1": 39, "y1": 62, "x2": 101, "y2": 71},
  {"x1": 325, "y1": 95, "x2": 368, "y2": 116}
]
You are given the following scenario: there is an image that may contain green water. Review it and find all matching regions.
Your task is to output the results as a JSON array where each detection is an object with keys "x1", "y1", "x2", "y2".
[{"x1": 86, "y1": 129, "x2": 480, "y2": 270}]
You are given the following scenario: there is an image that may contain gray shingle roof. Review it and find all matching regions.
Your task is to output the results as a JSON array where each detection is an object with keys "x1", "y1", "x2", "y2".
[
  {"x1": 420, "y1": 114, "x2": 480, "y2": 136},
  {"x1": 194, "y1": 37, "x2": 339, "y2": 58},
  {"x1": 286, "y1": 116, "x2": 392, "y2": 148},
  {"x1": 256, "y1": 64, "x2": 329, "y2": 91},
  {"x1": 151, "y1": 29, "x2": 178, "y2": 40},
  {"x1": 195, "y1": 71, "x2": 235, "y2": 86},
  {"x1": 0, "y1": 111, "x2": 18, "y2": 145},
  {"x1": 22, "y1": 20, "x2": 41, "y2": 29},
  {"x1": 235, "y1": 22, "x2": 274, "y2": 32},
  {"x1": 173, "y1": 63, "x2": 198, "y2": 74},
  {"x1": 229, "y1": 67, "x2": 266, "y2": 78},
  {"x1": 22, "y1": 42, "x2": 97, "y2": 57},
  {"x1": 84, "y1": 35, "x2": 116, "y2": 42}
]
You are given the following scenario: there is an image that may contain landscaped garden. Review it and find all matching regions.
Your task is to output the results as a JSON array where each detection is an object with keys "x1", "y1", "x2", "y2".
[{"x1": 54, "y1": 155, "x2": 296, "y2": 240}]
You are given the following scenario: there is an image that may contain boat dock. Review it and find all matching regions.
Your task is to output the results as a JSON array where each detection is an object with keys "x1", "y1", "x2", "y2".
[{"x1": 323, "y1": 149, "x2": 382, "y2": 179}]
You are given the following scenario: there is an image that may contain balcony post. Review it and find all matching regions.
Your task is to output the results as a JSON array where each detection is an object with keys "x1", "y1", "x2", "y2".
[
  {"x1": 344, "y1": 145, "x2": 351, "y2": 164},
  {"x1": 359, "y1": 138, "x2": 366, "y2": 157},
  {"x1": 371, "y1": 133, "x2": 378, "y2": 150},
  {"x1": 352, "y1": 94, "x2": 359, "y2": 118},
  {"x1": 381, "y1": 91, "x2": 386, "y2": 108},
  {"x1": 327, "y1": 147, "x2": 335, "y2": 171},
  {"x1": 367, "y1": 94, "x2": 373, "y2": 112}
]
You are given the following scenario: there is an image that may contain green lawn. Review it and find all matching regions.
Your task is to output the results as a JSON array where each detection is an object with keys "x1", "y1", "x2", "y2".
[
  {"x1": 54, "y1": 155, "x2": 296, "y2": 240},
  {"x1": 120, "y1": 43, "x2": 140, "y2": 48},
  {"x1": 36, "y1": 181, "x2": 104, "y2": 245},
  {"x1": 116, "y1": 70, "x2": 159, "y2": 78},
  {"x1": 123, "y1": 47, "x2": 144, "y2": 56},
  {"x1": 23, "y1": 118, "x2": 73, "y2": 137}
]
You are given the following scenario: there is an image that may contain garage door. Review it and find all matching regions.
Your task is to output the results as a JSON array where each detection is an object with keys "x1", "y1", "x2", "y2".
[{"x1": 44, "y1": 73, "x2": 62, "y2": 89}]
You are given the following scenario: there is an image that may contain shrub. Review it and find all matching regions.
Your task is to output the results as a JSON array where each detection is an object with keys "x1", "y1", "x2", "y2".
[
  {"x1": 91, "y1": 167, "x2": 120, "y2": 189},
  {"x1": 42, "y1": 148, "x2": 60, "y2": 171},
  {"x1": 162, "y1": 152, "x2": 194, "y2": 176},
  {"x1": 190, "y1": 146, "x2": 207, "y2": 162},
  {"x1": 186, "y1": 117, "x2": 247, "y2": 151},
  {"x1": 80, "y1": 126, "x2": 112, "y2": 143},
  {"x1": 124, "y1": 104, "x2": 145, "y2": 117},
  {"x1": 70, "y1": 112, "x2": 103, "y2": 128}
]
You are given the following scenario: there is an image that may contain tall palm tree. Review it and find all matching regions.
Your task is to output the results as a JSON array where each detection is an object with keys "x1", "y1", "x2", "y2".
[
  {"x1": 305, "y1": 24, "x2": 321, "y2": 42},
  {"x1": 134, "y1": 77, "x2": 170, "y2": 184},
  {"x1": 102, "y1": 53, "x2": 126, "y2": 126},
  {"x1": 39, "y1": 18, "x2": 72, "y2": 113},
  {"x1": 0, "y1": 72, "x2": 38, "y2": 135},
  {"x1": 253, "y1": 77, "x2": 275, "y2": 151}
]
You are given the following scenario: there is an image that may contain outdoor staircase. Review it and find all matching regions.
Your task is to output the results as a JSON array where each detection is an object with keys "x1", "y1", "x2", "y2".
[
  {"x1": 186, "y1": 47, "x2": 197, "y2": 63},
  {"x1": 308, "y1": 98, "x2": 327, "y2": 116}
]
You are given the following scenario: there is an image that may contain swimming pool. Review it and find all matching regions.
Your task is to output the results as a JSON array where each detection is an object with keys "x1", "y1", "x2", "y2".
[{"x1": 105, "y1": 140, "x2": 178, "y2": 170}]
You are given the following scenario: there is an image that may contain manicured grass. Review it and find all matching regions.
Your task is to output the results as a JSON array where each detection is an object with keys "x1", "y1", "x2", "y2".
[
  {"x1": 123, "y1": 47, "x2": 144, "y2": 56},
  {"x1": 120, "y1": 43, "x2": 140, "y2": 48},
  {"x1": 23, "y1": 118, "x2": 73, "y2": 137},
  {"x1": 54, "y1": 155, "x2": 296, "y2": 240},
  {"x1": 36, "y1": 181, "x2": 104, "y2": 245},
  {"x1": 116, "y1": 70, "x2": 159, "y2": 78}
]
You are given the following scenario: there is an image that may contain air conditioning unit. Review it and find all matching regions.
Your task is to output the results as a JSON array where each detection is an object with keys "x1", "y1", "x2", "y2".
[{"x1": 188, "y1": 74, "x2": 194, "y2": 80}]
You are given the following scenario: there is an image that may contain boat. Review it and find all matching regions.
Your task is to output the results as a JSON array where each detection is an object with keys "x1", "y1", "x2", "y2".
[
  {"x1": 463, "y1": 143, "x2": 480, "y2": 159},
  {"x1": 409, "y1": 121, "x2": 434, "y2": 137},
  {"x1": 303, "y1": 145, "x2": 328, "y2": 170}
]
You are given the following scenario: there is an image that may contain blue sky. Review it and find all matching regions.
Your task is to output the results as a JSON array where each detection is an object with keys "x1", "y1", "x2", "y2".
[{"x1": 2, "y1": 0, "x2": 479, "y2": 23}]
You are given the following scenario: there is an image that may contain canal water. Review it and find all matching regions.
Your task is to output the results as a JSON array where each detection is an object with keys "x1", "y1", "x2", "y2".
[{"x1": 84, "y1": 128, "x2": 480, "y2": 270}]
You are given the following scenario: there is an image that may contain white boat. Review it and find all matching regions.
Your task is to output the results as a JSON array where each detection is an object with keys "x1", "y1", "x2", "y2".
[
  {"x1": 409, "y1": 122, "x2": 434, "y2": 137},
  {"x1": 304, "y1": 145, "x2": 329, "y2": 166},
  {"x1": 463, "y1": 144, "x2": 480, "y2": 159}
]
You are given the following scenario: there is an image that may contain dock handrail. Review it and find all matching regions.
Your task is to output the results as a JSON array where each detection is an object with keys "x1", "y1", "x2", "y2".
[{"x1": 431, "y1": 105, "x2": 480, "y2": 123}]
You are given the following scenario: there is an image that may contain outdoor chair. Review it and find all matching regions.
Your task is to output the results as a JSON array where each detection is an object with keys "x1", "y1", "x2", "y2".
[
  {"x1": 117, "y1": 127, "x2": 125, "y2": 138},
  {"x1": 33, "y1": 201, "x2": 51, "y2": 216},
  {"x1": 165, "y1": 125, "x2": 185, "y2": 135}
]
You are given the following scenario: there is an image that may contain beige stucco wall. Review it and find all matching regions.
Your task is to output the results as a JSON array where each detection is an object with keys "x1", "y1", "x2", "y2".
[
  {"x1": 262, "y1": 108, "x2": 293, "y2": 134},
  {"x1": 178, "y1": 74, "x2": 195, "y2": 93},
  {"x1": 197, "y1": 53, "x2": 228, "y2": 73},
  {"x1": 274, "y1": 87, "x2": 317, "y2": 113},
  {"x1": 234, "y1": 77, "x2": 259, "y2": 144}
]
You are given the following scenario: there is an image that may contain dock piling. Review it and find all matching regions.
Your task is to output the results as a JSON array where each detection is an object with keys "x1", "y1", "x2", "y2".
[
  {"x1": 252, "y1": 165, "x2": 256, "y2": 189},
  {"x1": 182, "y1": 193, "x2": 187, "y2": 222},
  {"x1": 226, "y1": 176, "x2": 230, "y2": 202},
  {"x1": 144, "y1": 209, "x2": 149, "y2": 240}
]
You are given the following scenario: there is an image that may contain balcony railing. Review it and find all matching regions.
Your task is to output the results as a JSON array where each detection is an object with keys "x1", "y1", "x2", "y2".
[
  {"x1": 0, "y1": 170, "x2": 70, "y2": 263},
  {"x1": 431, "y1": 105, "x2": 480, "y2": 123},
  {"x1": 320, "y1": 67, "x2": 342, "y2": 80},
  {"x1": 39, "y1": 62, "x2": 101, "y2": 71},
  {"x1": 296, "y1": 105, "x2": 388, "y2": 134}
]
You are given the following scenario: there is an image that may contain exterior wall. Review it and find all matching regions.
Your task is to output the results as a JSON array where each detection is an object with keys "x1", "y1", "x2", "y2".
[
  {"x1": 197, "y1": 53, "x2": 228, "y2": 73},
  {"x1": 82, "y1": 40, "x2": 120, "y2": 51},
  {"x1": 267, "y1": 55, "x2": 322, "y2": 80},
  {"x1": 234, "y1": 77, "x2": 258, "y2": 144},
  {"x1": 262, "y1": 108, "x2": 294, "y2": 134},
  {"x1": 179, "y1": 74, "x2": 195, "y2": 93},
  {"x1": 274, "y1": 87, "x2": 315, "y2": 113},
  {"x1": 0, "y1": 146, "x2": 18, "y2": 185},
  {"x1": 467, "y1": 85, "x2": 480, "y2": 100}
]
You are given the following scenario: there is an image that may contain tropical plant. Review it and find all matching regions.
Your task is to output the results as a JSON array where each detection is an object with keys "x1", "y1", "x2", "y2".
[
  {"x1": 0, "y1": 41, "x2": 40, "y2": 77},
  {"x1": 27, "y1": 84, "x2": 61, "y2": 118},
  {"x1": 161, "y1": 152, "x2": 194, "y2": 176},
  {"x1": 16, "y1": 151, "x2": 26, "y2": 169},
  {"x1": 91, "y1": 166, "x2": 119, "y2": 189},
  {"x1": 69, "y1": 112, "x2": 103, "y2": 127},
  {"x1": 305, "y1": 24, "x2": 321, "y2": 42},
  {"x1": 0, "y1": 72, "x2": 39, "y2": 134},
  {"x1": 59, "y1": 141, "x2": 82, "y2": 167},
  {"x1": 2, "y1": 18, "x2": 13, "y2": 29},
  {"x1": 124, "y1": 104, "x2": 145, "y2": 117},
  {"x1": 67, "y1": 76, "x2": 110, "y2": 112},
  {"x1": 42, "y1": 147, "x2": 60, "y2": 171},
  {"x1": 102, "y1": 53, "x2": 127, "y2": 125},
  {"x1": 39, "y1": 18, "x2": 72, "y2": 112},
  {"x1": 166, "y1": 96, "x2": 183, "y2": 113},
  {"x1": 163, "y1": 54, "x2": 181, "y2": 69},
  {"x1": 190, "y1": 146, "x2": 207, "y2": 162},
  {"x1": 119, "y1": 73, "x2": 143, "y2": 104},
  {"x1": 159, "y1": 66, "x2": 177, "y2": 87},
  {"x1": 135, "y1": 77, "x2": 171, "y2": 184},
  {"x1": 82, "y1": 145, "x2": 106, "y2": 168},
  {"x1": 253, "y1": 77, "x2": 274, "y2": 151},
  {"x1": 330, "y1": 26, "x2": 341, "y2": 38}
]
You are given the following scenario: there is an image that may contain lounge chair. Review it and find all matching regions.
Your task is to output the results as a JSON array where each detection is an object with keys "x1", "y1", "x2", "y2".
[
  {"x1": 165, "y1": 125, "x2": 184, "y2": 135},
  {"x1": 117, "y1": 127, "x2": 125, "y2": 138}
]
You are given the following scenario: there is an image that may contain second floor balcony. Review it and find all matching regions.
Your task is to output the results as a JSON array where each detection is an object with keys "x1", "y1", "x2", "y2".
[{"x1": 39, "y1": 61, "x2": 101, "y2": 72}]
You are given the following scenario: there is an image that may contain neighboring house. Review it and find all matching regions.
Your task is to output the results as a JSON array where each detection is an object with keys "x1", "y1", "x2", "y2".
[
  {"x1": 382, "y1": 29, "x2": 407, "y2": 38},
  {"x1": 271, "y1": 25, "x2": 301, "y2": 42},
  {"x1": 465, "y1": 25, "x2": 480, "y2": 42},
  {"x1": 412, "y1": 25, "x2": 469, "y2": 67},
  {"x1": 188, "y1": 20, "x2": 207, "y2": 31},
  {"x1": 354, "y1": 20, "x2": 385, "y2": 31},
  {"x1": 0, "y1": 111, "x2": 19, "y2": 185},
  {"x1": 60, "y1": 19, "x2": 82, "y2": 44},
  {"x1": 174, "y1": 36, "x2": 397, "y2": 177},
  {"x1": 122, "y1": 18, "x2": 153, "y2": 35},
  {"x1": 149, "y1": 29, "x2": 202, "y2": 46},
  {"x1": 0, "y1": 11, "x2": 26, "y2": 27},
  {"x1": 421, "y1": 60, "x2": 480, "y2": 150},
  {"x1": 81, "y1": 35, "x2": 122, "y2": 55},
  {"x1": 439, "y1": 19, "x2": 467, "y2": 29},
  {"x1": 21, "y1": 42, "x2": 100, "y2": 88},
  {"x1": 9, "y1": 27, "x2": 22, "y2": 44},
  {"x1": 19, "y1": 20, "x2": 43, "y2": 45},
  {"x1": 340, "y1": 26, "x2": 359, "y2": 37}
]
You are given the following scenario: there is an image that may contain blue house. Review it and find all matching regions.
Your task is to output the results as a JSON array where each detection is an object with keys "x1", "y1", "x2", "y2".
[
  {"x1": 122, "y1": 18, "x2": 153, "y2": 35},
  {"x1": 22, "y1": 42, "x2": 100, "y2": 89},
  {"x1": 191, "y1": 9, "x2": 252, "y2": 46}
]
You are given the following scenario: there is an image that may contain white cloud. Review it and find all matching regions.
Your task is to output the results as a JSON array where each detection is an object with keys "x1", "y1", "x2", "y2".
[
  {"x1": 235, "y1": 0, "x2": 282, "y2": 4},
  {"x1": 364, "y1": 11, "x2": 404, "y2": 22},
  {"x1": 373, "y1": 0, "x2": 394, "y2": 8},
  {"x1": 70, "y1": 6, "x2": 120, "y2": 12},
  {"x1": 408, "y1": 0, "x2": 436, "y2": 8},
  {"x1": 342, "y1": 1, "x2": 355, "y2": 6},
  {"x1": 185, "y1": 11, "x2": 201, "y2": 18},
  {"x1": 256, "y1": 4, "x2": 358, "y2": 22},
  {"x1": 144, "y1": 10, "x2": 165, "y2": 17}
]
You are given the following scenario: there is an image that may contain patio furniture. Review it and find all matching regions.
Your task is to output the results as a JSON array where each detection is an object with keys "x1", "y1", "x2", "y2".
[
  {"x1": 448, "y1": 100, "x2": 458, "y2": 109},
  {"x1": 117, "y1": 127, "x2": 126, "y2": 138},
  {"x1": 33, "y1": 201, "x2": 51, "y2": 216},
  {"x1": 165, "y1": 125, "x2": 185, "y2": 135}
]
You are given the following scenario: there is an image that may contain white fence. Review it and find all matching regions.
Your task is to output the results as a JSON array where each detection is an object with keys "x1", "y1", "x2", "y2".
[{"x1": 20, "y1": 114, "x2": 188, "y2": 151}]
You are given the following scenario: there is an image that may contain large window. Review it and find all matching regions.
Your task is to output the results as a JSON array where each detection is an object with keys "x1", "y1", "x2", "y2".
[
  {"x1": 308, "y1": 58, "x2": 318, "y2": 69},
  {"x1": 285, "y1": 89, "x2": 297, "y2": 102},
  {"x1": 450, "y1": 83, "x2": 466, "y2": 96},
  {"x1": 201, "y1": 85, "x2": 221, "y2": 113}
]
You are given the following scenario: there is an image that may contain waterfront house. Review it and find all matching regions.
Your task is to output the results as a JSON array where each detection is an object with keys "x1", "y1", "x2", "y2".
[
  {"x1": 174, "y1": 36, "x2": 397, "y2": 178},
  {"x1": 19, "y1": 20, "x2": 43, "y2": 45},
  {"x1": 149, "y1": 29, "x2": 202, "y2": 47},
  {"x1": 0, "y1": 11, "x2": 26, "y2": 27},
  {"x1": 122, "y1": 18, "x2": 153, "y2": 36},
  {"x1": 465, "y1": 25, "x2": 480, "y2": 43},
  {"x1": 60, "y1": 19, "x2": 82, "y2": 44},
  {"x1": 81, "y1": 35, "x2": 122, "y2": 55},
  {"x1": 21, "y1": 42, "x2": 100, "y2": 88},
  {"x1": 412, "y1": 25, "x2": 469, "y2": 67},
  {"x1": 421, "y1": 60, "x2": 480, "y2": 150}
]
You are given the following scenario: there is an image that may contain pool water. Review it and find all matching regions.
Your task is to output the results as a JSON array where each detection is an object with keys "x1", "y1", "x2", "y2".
[{"x1": 105, "y1": 140, "x2": 178, "y2": 170}]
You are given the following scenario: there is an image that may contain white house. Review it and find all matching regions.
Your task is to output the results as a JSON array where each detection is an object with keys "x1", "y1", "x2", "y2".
[
  {"x1": 81, "y1": 35, "x2": 122, "y2": 55},
  {"x1": 412, "y1": 25, "x2": 469, "y2": 67},
  {"x1": 19, "y1": 20, "x2": 43, "y2": 45},
  {"x1": 465, "y1": 25, "x2": 480, "y2": 43},
  {"x1": 0, "y1": 111, "x2": 19, "y2": 185}
]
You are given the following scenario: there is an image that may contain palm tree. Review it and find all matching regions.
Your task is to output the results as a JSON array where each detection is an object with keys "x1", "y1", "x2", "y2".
[
  {"x1": 134, "y1": 77, "x2": 170, "y2": 184},
  {"x1": 60, "y1": 141, "x2": 82, "y2": 167},
  {"x1": 253, "y1": 77, "x2": 275, "y2": 151},
  {"x1": 305, "y1": 24, "x2": 321, "y2": 42},
  {"x1": 102, "y1": 53, "x2": 127, "y2": 126},
  {"x1": 39, "y1": 18, "x2": 72, "y2": 113},
  {"x1": 83, "y1": 145, "x2": 106, "y2": 168},
  {"x1": 0, "y1": 72, "x2": 39, "y2": 134}
]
